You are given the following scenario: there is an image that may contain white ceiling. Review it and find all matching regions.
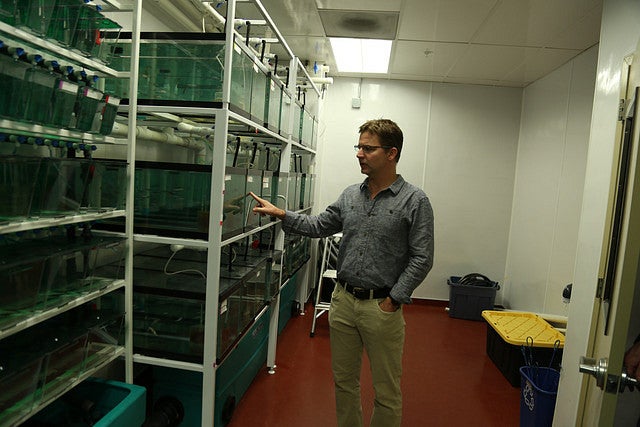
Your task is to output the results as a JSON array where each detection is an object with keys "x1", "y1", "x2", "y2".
[
  {"x1": 258, "y1": 0, "x2": 603, "y2": 87},
  {"x1": 136, "y1": 0, "x2": 603, "y2": 88}
]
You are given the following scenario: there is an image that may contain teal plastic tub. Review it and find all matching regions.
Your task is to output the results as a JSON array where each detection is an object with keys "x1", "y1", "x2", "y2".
[{"x1": 26, "y1": 378, "x2": 146, "y2": 426}]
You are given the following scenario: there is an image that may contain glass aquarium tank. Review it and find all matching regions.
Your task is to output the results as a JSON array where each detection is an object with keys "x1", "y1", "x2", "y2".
[
  {"x1": 0, "y1": 300, "x2": 124, "y2": 425},
  {"x1": 249, "y1": 62, "x2": 268, "y2": 126},
  {"x1": 29, "y1": 158, "x2": 127, "y2": 218},
  {"x1": 223, "y1": 166, "x2": 247, "y2": 240},
  {"x1": 103, "y1": 33, "x2": 226, "y2": 106},
  {"x1": 128, "y1": 244, "x2": 267, "y2": 363},
  {"x1": 229, "y1": 43, "x2": 253, "y2": 118},
  {"x1": 0, "y1": 231, "x2": 126, "y2": 331},
  {"x1": 292, "y1": 99, "x2": 302, "y2": 143},
  {"x1": 287, "y1": 172, "x2": 300, "y2": 211},
  {"x1": 244, "y1": 169, "x2": 262, "y2": 232},
  {"x1": 101, "y1": 161, "x2": 250, "y2": 241},
  {"x1": 266, "y1": 76, "x2": 282, "y2": 133},
  {"x1": 280, "y1": 89, "x2": 292, "y2": 138},
  {"x1": 131, "y1": 161, "x2": 212, "y2": 239},
  {"x1": 302, "y1": 109, "x2": 314, "y2": 147},
  {"x1": 0, "y1": 156, "x2": 41, "y2": 222}
]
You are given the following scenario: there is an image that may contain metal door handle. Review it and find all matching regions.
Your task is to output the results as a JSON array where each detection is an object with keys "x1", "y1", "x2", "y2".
[
  {"x1": 620, "y1": 370, "x2": 639, "y2": 392},
  {"x1": 579, "y1": 356, "x2": 607, "y2": 390},
  {"x1": 579, "y1": 356, "x2": 639, "y2": 393}
]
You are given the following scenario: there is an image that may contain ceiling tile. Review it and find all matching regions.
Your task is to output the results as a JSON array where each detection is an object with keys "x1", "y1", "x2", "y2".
[
  {"x1": 502, "y1": 47, "x2": 582, "y2": 83},
  {"x1": 390, "y1": 40, "x2": 469, "y2": 76},
  {"x1": 546, "y1": 3, "x2": 602, "y2": 50},
  {"x1": 397, "y1": 0, "x2": 498, "y2": 42},
  {"x1": 473, "y1": 0, "x2": 600, "y2": 47},
  {"x1": 448, "y1": 44, "x2": 531, "y2": 80}
]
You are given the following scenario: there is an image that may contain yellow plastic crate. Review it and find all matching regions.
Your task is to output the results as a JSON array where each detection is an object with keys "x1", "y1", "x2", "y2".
[
  {"x1": 481, "y1": 310, "x2": 564, "y2": 386},
  {"x1": 481, "y1": 310, "x2": 564, "y2": 348}
]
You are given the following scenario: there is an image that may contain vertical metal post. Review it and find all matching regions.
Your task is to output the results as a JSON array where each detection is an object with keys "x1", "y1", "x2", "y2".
[
  {"x1": 124, "y1": 0, "x2": 142, "y2": 384},
  {"x1": 266, "y1": 57, "x2": 298, "y2": 370},
  {"x1": 201, "y1": 1, "x2": 236, "y2": 424}
]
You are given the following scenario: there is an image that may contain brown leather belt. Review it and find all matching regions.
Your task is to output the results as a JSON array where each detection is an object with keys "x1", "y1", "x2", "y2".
[{"x1": 341, "y1": 282, "x2": 390, "y2": 300}]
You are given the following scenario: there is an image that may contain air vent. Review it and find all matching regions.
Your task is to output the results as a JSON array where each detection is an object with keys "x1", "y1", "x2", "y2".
[{"x1": 318, "y1": 10, "x2": 399, "y2": 39}]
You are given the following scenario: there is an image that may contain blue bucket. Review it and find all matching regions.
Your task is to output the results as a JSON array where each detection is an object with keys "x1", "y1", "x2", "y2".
[{"x1": 519, "y1": 366, "x2": 560, "y2": 427}]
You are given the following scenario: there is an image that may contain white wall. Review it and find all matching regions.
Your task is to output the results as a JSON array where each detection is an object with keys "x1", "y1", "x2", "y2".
[
  {"x1": 504, "y1": 46, "x2": 598, "y2": 316},
  {"x1": 317, "y1": 79, "x2": 522, "y2": 301}
]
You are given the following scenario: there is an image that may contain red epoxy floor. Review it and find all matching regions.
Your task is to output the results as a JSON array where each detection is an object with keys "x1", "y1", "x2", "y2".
[{"x1": 227, "y1": 301, "x2": 520, "y2": 427}]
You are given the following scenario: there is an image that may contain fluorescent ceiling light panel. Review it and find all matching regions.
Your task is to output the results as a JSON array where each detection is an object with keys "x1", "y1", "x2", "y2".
[{"x1": 330, "y1": 38, "x2": 392, "y2": 73}]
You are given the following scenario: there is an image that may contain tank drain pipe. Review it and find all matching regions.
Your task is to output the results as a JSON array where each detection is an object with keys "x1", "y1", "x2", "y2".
[
  {"x1": 177, "y1": 122, "x2": 214, "y2": 138},
  {"x1": 111, "y1": 122, "x2": 206, "y2": 151}
]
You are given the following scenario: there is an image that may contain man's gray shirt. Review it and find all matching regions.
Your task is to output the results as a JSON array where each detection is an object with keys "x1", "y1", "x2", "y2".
[{"x1": 282, "y1": 175, "x2": 434, "y2": 304}]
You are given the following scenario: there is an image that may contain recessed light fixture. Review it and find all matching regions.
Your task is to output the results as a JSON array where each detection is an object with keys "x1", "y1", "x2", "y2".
[{"x1": 329, "y1": 38, "x2": 392, "y2": 73}]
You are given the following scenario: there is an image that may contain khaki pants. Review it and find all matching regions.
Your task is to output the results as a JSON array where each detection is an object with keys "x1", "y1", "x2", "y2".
[{"x1": 329, "y1": 284, "x2": 405, "y2": 427}]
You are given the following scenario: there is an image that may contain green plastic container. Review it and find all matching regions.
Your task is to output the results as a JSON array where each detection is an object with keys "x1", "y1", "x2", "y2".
[{"x1": 28, "y1": 378, "x2": 146, "y2": 426}]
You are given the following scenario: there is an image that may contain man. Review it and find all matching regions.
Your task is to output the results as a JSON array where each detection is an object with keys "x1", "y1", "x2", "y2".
[{"x1": 249, "y1": 118, "x2": 434, "y2": 427}]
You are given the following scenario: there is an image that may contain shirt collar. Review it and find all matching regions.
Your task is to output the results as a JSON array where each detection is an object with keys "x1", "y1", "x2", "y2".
[{"x1": 360, "y1": 175, "x2": 405, "y2": 195}]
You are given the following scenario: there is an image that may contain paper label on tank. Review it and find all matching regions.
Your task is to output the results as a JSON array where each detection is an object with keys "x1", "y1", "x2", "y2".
[
  {"x1": 262, "y1": 178, "x2": 269, "y2": 188},
  {"x1": 247, "y1": 176, "x2": 254, "y2": 183},
  {"x1": 225, "y1": 174, "x2": 231, "y2": 181},
  {"x1": 106, "y1": 95, "x2": 121, "y2": 105},
  {"x1": 220, "y1": 299, "x2": 228, "y2": 314},
  {"x1": 58, "y1": 80, "x2": 79, "y2": 93},
  {"x1": 83, "y1": 87, "x2": 103, "y2": 100}
]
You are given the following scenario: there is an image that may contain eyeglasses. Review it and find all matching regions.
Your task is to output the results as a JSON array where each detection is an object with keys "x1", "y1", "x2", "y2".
[{"x1": 353, "y1": 144, "x2": 393, "y2": 153}]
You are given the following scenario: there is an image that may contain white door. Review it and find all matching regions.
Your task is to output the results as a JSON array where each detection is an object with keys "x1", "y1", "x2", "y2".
[{"x1": 578, "y1": 42, "x2": 640, "y2": 425}]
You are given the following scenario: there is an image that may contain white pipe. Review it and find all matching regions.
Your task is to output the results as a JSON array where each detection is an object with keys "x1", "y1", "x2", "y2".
[
  {"x1": 111, "y1": 122, "x2": 206, "y2": 151},
  {"x1": 236, "y1": 35, "x2": 279, "y2": 45},
  {"x1": 177, "y1": 122, "x2": 214, "y2": 137},
  {"x1": 234, "y1": 19, "x2": 267, "y2": 27},
  {"x1": 201, "y1": 2, "x2": 266, "y2": 27},
  {"x1": 298, "y1": 77, "x2": 334, "y2": 86},
  {"x1": 309, "y1": 77, "x2": 334, "y2": 85}
]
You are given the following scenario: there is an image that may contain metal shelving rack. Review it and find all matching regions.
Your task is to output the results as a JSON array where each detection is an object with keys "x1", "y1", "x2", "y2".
[
  {"x1": 0, "y1": 0, "x2": 142, "y2": 424},
  {"x1": 0, "y1": 0, "x2": 320, "y2": 424},
  {"x1": 121, "y1": 1, "x2": 321, "y2": 425}
]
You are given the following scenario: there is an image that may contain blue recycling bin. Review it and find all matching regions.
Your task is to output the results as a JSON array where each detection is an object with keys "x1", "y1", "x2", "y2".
[{"x1": 519, "y1": 366, "x2": 560, "y2": 427}]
